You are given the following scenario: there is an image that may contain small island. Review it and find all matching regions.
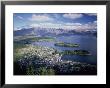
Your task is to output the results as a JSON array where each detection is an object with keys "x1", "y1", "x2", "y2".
[
  {"x1": 61, "y1": 50, "x2": 91, "y2": 56},
  {"x1": 54, "y1": 42, "x2": 79, "y2": 47}
]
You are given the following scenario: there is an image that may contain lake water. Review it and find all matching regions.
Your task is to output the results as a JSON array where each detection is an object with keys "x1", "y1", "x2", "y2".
[{"x1": 32, "y1": 35, "x2": 97, "y2": 65}]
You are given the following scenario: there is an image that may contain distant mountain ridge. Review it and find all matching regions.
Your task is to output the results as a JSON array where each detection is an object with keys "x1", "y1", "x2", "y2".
[{"x1": 14, "y1": 27, "x2": 97, "y2": 37}]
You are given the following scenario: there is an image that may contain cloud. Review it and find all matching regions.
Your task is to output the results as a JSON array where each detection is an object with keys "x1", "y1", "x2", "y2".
[
  {"x1": 63, "y1": 13, "x2": 83, "y2": 19},
  {"x1": 64, "y1": 22, "x2": 96, "y2": 32},
  {"x1": 30, "y1": 24, "x2": 39, "y2": 27},
  {"x1": 93, "y1": 21, "x2": 97, "y2": 23},
  {"x1": 65, "y1": 23, "x2": 82, "y2": 26},
  {"x1": 30, "y1": 23, "x2": 62, "y2": 29},
  {"x1": 86, "y1": 13, "x2": 97, "y2": 16},
  {"x1": 17, "y1": 16, "x2": 24, "y2": 20},
  {"x1": 30, "y1": 20, "x2": 97, "y2": 32},
  {"x1": 29, "y1": 14, "x2": 53, "y2": 22}
]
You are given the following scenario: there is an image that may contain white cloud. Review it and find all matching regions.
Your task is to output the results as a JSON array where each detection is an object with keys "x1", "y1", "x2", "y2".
[
  {"x1": 63, "y1": 13, "x2": 83, "y2": 19},
  {"x1": 65, "y1": 23, "x2": 82, "y2": 26},
  {"x1": 17, "y1": 16, "x2": 24, "y2": 20},
  {"x1": 30, "y1": 23, "x2": 62, "y2": 29},
  {"x1": 86, "y1": 13, "x2": 97, "y2": 16},
  {"x1": 30, "y1": 24, "x2": 39, "y2": 27},
  {"x1": 30, "y1": 21, "x2": 97, "y2": 32},
  {"x1": 94, "y1": 21, "x2": 97, "y2": 23},
  {"x1": 29, "y1": 14, "x2": 53, "y2": 22}
]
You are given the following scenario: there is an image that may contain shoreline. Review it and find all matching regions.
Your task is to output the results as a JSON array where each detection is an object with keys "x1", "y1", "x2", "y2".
[{"x1": 14, "y1": 44, "x2": 97, "y2": 75}]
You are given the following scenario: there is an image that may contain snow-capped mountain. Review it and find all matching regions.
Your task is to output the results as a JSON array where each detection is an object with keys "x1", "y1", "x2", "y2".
[{"x1": 14, "y1": 27, "x2": 97, "y2": 37}]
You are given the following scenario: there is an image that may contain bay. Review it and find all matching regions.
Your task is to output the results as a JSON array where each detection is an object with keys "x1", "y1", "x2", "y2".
[{"x1": 32, "y1": 34, "x2": 97, "y2": 65}]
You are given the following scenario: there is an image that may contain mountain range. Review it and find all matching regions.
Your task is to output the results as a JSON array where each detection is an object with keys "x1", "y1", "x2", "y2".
[{"x1": 14, "y1": 27, "x2": 97, "y2": 37}]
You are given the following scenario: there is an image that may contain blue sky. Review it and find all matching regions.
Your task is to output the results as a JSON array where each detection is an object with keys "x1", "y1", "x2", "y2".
[{"x1": 14, "y1": 13, "x2": 97, "y2": 31}]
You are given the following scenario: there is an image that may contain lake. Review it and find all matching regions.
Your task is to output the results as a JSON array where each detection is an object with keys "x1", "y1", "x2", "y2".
[{"x1": 32, "y1": 34, "x2": 97, "y2": 65}]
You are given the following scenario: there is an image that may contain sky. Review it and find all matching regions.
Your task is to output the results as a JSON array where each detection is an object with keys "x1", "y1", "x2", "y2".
[{"x1": 13, "y1": 13, "x2": 97, "y2": 32}]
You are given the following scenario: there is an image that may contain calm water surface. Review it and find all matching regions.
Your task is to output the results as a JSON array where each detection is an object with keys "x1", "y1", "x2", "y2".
[{"x1": 32, "y1": 35, "x2": 97, "y2": 65}]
